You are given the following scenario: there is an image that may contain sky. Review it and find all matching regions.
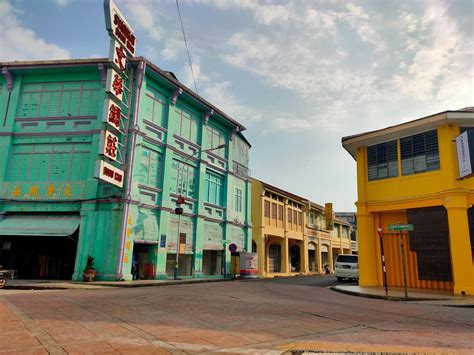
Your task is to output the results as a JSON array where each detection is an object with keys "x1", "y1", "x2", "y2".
[{"x1": 1, "y1": 0, "x2": 473, "y2": 211}]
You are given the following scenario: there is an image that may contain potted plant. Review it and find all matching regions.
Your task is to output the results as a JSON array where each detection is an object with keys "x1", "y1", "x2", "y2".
[{"x1": 83, "y1": 255, "x2": 97, "y2": 282}]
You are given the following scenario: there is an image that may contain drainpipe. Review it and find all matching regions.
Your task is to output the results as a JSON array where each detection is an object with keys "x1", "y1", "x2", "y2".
[{"x1": 116, "y1": 59, "x2": 145, "y2": 280}]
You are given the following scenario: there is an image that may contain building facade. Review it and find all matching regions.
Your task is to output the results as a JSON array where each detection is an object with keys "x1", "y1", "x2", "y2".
[
  {"x1": 335, "y1": 212, "x2": 358, "y2": 254},
  {"x1": 0, "y1": 57, "x2": 251, "y2": 281},
  {"x1": 251, "y1": 178, "x2": 352, "y2": 277},
  {"x1": 342, "y1": 108, "x2": 474, "y2": 295}
]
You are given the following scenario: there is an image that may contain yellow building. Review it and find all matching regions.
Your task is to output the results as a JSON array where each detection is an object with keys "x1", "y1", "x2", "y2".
[
  {"x1": 342, "y1": 108, "x2": 474, "y2": 295},
  {"x1": 251, "y1": 178, "x2": 352, "y2": 277}
]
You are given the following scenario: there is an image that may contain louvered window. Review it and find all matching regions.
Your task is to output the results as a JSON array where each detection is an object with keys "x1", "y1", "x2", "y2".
[
  {"x1": 8, "y1": 143, "x2": 91, "y2": 181},
  {"x1": 367, "y1": 140, "x2": 398, "y2": 181},
  {"x1": 400, "y1": 130, "x2": 439, "y2": 175},
  {"x1": 17, "y1": 81, "x2": 101, "y2": 118}
]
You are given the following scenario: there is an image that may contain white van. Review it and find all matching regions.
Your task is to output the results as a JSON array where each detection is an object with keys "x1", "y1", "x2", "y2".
[{"x1": 335, "y1": 254, "x2": 358, "y2": 281}]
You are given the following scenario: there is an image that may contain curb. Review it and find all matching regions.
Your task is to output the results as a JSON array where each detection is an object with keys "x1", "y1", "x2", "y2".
[
  {"x1": 328, "y1": 285, "x2": 450, "y2": 302},
  {"x1": 3, "y1": 277, "x2": 235, "y2": 291},
  {"x1": 92, "y1": 277, "x2": 234, "y2": 288}
]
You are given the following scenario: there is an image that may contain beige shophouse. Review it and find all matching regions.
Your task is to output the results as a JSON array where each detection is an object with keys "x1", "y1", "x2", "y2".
[{"x1": 251, "y1": 178, "x2": 352, "y2": 277}]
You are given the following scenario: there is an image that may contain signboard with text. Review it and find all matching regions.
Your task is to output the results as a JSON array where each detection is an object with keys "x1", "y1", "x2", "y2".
[
  {"x1": 388, "y1": 224, "x2": 414, "y2": 232},
  {"x1": 96, "y1": 0, "x2": 137, "y2": 188},
  {"x1": 96, "y1": 160, "x2": 124, "y2": 188},
  {"x1": 456, "y1": 130, "x2": 473, "y2": 178}
]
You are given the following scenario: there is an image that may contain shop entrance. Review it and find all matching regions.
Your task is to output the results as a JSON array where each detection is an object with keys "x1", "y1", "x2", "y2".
[
  {"x1": 131, "y1": 242, "x2": 157, "y2": 280},
  {"x1": 0, "y1": 233, "x2": 78, "y2": 279},
  {"x1": 308, "y1": 243, "x2": 317, "y2": 271},
  {"x1": 0, "y1": 214, "x2": 80, "y2": 280},
  {"x1": 268, "y1": 243, "x2": 281, "y2": 273},
  {"x1": 321, "y1": 244, "x2": 329, "y2": 270},
  {"x1": 166, "y1": 254, "x2": 192, "y2": 277},
  {"x1": 290, "y1": 243, "x2": 301, "y2": 272},
  {"x1": 202, "y1": 250, "x2": 223, "y2": 276}
]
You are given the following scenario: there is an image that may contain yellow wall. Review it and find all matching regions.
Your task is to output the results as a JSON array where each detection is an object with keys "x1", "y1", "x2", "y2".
[{"x1": 355, "y1": 123, "x2": 473, "y2": 295}]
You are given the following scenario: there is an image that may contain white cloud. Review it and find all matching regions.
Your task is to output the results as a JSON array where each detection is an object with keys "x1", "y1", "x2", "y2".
[
  {"x1": 55, "y1": 0, "x2": 73, "y2": 6},
  {"x1": 123, "y1": 0, "x2": 162, "y2": 41},
  {"x1": 392, "y1": 1, "x2": 473, "y2": 102},
  {"x1": 0, "y1": 1, "x2": 70, "y2": 61},
  {"x1": 201, "y1": 81, "x2": 262, "y2": 126}
]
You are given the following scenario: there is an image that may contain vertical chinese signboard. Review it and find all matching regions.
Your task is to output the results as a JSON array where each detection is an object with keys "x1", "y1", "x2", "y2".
[{"x1": 95, "y1": 0, "x2": 137, "y2": 188}]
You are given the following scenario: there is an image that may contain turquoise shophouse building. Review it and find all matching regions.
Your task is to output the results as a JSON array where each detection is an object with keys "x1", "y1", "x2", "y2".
[{"x1": 0, "y1": 57, "x2": 252, "y2": 281}]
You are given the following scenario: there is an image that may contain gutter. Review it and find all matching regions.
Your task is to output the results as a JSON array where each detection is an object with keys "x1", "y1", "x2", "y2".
[{"x1": 116, "y1": 59, "x2": 145, "y2": 280}]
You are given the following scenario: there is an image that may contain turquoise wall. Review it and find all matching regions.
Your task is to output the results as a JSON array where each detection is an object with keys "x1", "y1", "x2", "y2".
[{"x1": 0, "y1": 60, "x2": 251, "y2": 280}]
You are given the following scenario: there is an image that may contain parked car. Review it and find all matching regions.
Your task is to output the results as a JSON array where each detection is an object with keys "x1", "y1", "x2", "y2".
[{"x1": 334, "y1": 254, "x2": 358, "y2": 281}]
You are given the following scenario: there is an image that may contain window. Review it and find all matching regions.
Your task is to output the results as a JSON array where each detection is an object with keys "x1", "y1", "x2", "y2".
[
  {"x1": 367, "y1": 140, "x2": 398, "y2": 181},
  {"x1": 138, "y1": 147, "x2": 161, "y2": 187},
  {"x1": 271, "y1": 203, "x2": 277, "y2": 219},
  {"x1": 288, "y1": 208, "x2": 292, "y2": 224},
  {"x1": 204, "y1": 170, "x2": 224, "y2": 206},
  {"x1": 298, "y1": 212, "x2": 302, "y2": 226},
  {"x1": 143, "y1": 85, "x2": 166, "y2": 127},
  {"x1": 293, "y1": 210, "x2": 298, "y2": 227},
  {"x1": 171, "y1": 160, "x2": 196, "y2": 198},
  {"x1": 264, "y1": 200, "x2": 270, "y2": 217},
  {"x1": 234, "y1": 188, "x2": 243, "y2": 212},
  {"x1": 8, "y1": 143, "x2": 91, "y2": 181},
  {"x1": 278, "y1": 205, "x2": 283, "y2": 221},
  {"x1": 174, "y1": 106, "x2": 199, "y2": 143},
  {"x1": 206, "y1": 125, "x2": 226, "y2": 158},
  {"x1": 17, "y1": 81, "x2": 101, "y2": 118},
  {"x1": 400, "y1": 130, "x2": 440, "y2": 176}
]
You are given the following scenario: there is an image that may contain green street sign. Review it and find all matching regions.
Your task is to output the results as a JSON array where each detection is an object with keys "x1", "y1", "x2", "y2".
[{"x1": 388, "y1": 224, "x2": 414, "y2": 231}]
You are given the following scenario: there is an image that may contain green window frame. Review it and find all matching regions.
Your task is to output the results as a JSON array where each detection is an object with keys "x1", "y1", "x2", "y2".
[
  {"x1": 367, "y1": 140, "x2": 398, "y2": 181},
  {"x1": 205, "y1": 170, "x2": 224, "y2": 206},
  {"x1": 138, "y1": 147, "x2": 161, "y2": 187},
  {"x1": 8, "y1": 143, "x2": 91, "y2": 182},
  {"x1": 174, "y1": 106, "x2": 199, "y2": 144},
  {"x1": 206, "y1": 125, "x2": 226, "y2": 158},
  {"x1": 17, "y1": 81, "x2": 101, "y2": 118},
  {"x1": 170, "y1": 160, "x2": 196, "y2": 198},
  {"x1": 143, "y1": 85, "x2": 166, "y2": 127},
  {"x1": 400, "y1": 130, "x2": 440, "y2": 176}
]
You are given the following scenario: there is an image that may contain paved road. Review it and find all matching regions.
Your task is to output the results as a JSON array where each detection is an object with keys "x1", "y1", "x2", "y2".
[{"x1": 1, "y1": 275, "x2": 472, "y2": 354}]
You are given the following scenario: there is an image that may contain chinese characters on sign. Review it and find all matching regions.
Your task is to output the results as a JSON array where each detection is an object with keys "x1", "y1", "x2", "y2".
[
  {"x1": 96, "y1": 0, "x2": 137, "y2": 188},
  {"x1": 101, "y1": 130, "x2": 119, "y2": 161}
]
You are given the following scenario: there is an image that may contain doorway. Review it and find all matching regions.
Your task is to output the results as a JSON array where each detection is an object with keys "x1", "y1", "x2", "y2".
[
  {"x1": 131, "y1": 242, "x2": 157, "y2": 280},
  {"x1": 0, "y1": 233, "x2": 78, "y2": 279},
  {"x1": 268, "y1": 243, "x2": 281, "y2": 272},
  {"x1": 202, "y1": 250, "x2": 223, "y2": 276},
  {"x1": 308, "y1": 243, "x2": 317, "y2": 271},
  {"x1": 290, "y1": 243, "x2": 301, "y2": 272}
]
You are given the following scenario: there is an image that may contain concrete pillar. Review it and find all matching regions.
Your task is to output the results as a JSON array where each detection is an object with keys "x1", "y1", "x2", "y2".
[
  {"x1": 328, "y1": 241, "x2": 334, "y2": 272},
  {"x1": 357, "y1": 212, "x2": 378, "y2": 286},
  {"x1": 258, "y1": 234, "x2": 266, "y2": 277},
  {"x1": 317, "y1": 238, "x2": 323, "y2": 273},
  {"x1": 282, "y1": 237, "x2": 290, "y2": 274},
  {"x1": 301, "y1": 239, "x2": 309, "y2": 274},
  {"x1": 445, "y1": 195, "x2": 474, "y2": 295}
]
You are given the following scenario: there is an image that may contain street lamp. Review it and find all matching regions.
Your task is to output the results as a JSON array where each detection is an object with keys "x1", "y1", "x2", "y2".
[{"x1": 173, "y1": 143, "x2": 227, "y2": 280}]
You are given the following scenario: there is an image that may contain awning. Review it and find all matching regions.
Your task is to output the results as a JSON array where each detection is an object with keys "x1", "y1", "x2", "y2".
[{"x1": 0, "y1": 214, "x2": 80, "y2": 237}]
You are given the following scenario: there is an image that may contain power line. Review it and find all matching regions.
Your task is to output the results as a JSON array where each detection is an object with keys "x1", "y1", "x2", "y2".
[{"x1": 175, "y1": 0, "x2": 199, "y2": 95}]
